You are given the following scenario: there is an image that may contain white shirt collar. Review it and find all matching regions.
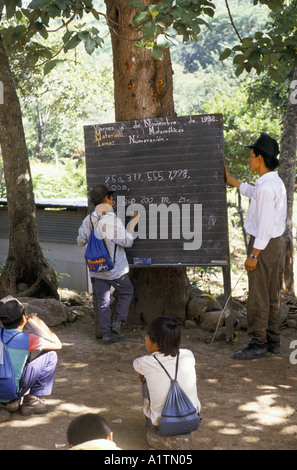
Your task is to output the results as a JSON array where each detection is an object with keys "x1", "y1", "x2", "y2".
[{"x1": 256, "y1": 171, "x2": 278, "y2": 186}]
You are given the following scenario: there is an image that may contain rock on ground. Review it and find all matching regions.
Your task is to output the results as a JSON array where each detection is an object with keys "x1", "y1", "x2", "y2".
[
  {"x1": 146, "y1": 429, "x2": 196, "y2": 450},
  {"x1": 18, "y1": 297, "x2": 69, "y2": 327}
]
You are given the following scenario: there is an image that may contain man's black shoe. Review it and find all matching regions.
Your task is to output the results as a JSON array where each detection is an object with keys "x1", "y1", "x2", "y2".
[
  {"x1": 102, "y1": 331, "x2": 125, "y2": 345},
  {"x1": 267, "y1": 340, "x2": 280, "y2": 354},
  {"x1": 111, "y1": 317, "x2": 124, "y2": 335},
  {"x1": 233, "y1": 342, "x2": 268, "y2": 360}
]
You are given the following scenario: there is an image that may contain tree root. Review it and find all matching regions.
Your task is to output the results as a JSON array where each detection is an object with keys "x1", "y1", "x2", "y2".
[{"x1": 0, "y1": 266, "x2": 59, "y2": 300}]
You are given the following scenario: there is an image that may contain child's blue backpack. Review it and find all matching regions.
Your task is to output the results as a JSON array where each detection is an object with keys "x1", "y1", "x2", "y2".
[
  {"x1": 154, "y1": 352, "x2": 200, "y2": 436},
  {"x1": 0, "y1": 327, "x2": 21, "y2": 402},
  {"x1": 84, "y1": 215, "x2": 116, "y2": 273}
]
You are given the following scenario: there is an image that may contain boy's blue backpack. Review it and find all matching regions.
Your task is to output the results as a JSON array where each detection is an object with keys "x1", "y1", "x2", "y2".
[
  {"x1": 0, "y1": 327, "x2": 21, "y2": 402},
  {"x1": 84, "y1": 215, "x2": 116, "y2": 273},
  {"x1": 154, "y1": 352, "x2": 200, "y2": 436}
]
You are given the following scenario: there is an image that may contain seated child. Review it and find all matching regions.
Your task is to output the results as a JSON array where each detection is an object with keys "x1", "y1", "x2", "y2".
[
  {"x1": 67, "y1": 413, "x2": 121, "y2": 450},
  {"x1": 133, "y1": 316, "x2": 201, "y2": 430}
]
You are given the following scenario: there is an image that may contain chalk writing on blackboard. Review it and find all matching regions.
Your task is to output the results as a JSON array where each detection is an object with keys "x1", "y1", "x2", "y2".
[
  {"x1": 104, "y1": 169, "x2": 191, "y2": 191},
  {"x1": 84, "y1": 113, "x2": 228, "y2": 266}
]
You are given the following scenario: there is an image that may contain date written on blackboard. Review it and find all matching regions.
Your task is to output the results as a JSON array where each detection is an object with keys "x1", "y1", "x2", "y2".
[{"x1": 104, "y1": 169, "x2": 190, "y2": 189}]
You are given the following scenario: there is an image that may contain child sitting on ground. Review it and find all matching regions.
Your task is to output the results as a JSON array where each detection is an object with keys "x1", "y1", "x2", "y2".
[
  {"x1": 133, "y1": 316, "x2": 201, "y2": 431},
  {"x1": 67, "y1": 413, "x2": 121, "y2": 450}
]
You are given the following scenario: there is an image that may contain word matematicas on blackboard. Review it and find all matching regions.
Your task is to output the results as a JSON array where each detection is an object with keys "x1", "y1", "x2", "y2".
[{"x1": 84, "y1": 114, "x2": 229, "y2": 267}]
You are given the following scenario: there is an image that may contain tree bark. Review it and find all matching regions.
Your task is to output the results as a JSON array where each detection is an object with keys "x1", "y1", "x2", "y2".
[
  {"x1": 106, "y1": 0, "x2": 175, "y2": 121},
  {"x1": 105, "y1": 0, "x2": 191, "y2": 323},
  {"x1": 278, "y1": 65, "x2": 297, "y2": 296},
  {"x1": 0, "y1": 38, "x2": 59, "y2": 299}
]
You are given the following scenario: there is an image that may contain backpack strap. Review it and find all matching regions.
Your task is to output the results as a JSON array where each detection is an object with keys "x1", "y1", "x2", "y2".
[
  {"x1": 89, "y1": 214, "x2": 117, "y2": 264},
  {"x1": 153, "y1": 351, "x2": 180, "y2": 381},
  {"x1": 0, "y1": 327, "x2": 21, "y2": 346}
]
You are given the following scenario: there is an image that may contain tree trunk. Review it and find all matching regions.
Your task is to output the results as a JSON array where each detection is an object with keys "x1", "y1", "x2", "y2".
[
  {"x1": 106, "y1": 0, "x2": 175, "y2": 121},
  {"x1": 0, "y1": 38, "x2": 59, "y2": 299},
  {"x1": 278, "y1": 65, "x2": 297, "y2": 296},
  {"x1": 34, "y1": 104, "x2": 50, "y2": 160},
  {"x1": 105, "y1": 0, "x2": 191, "y2": 323}
]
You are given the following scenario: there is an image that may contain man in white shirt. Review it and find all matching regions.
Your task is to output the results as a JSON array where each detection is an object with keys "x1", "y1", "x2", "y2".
[{"x1": 225, "y1": 133, "x2": 287, "y2": 359}]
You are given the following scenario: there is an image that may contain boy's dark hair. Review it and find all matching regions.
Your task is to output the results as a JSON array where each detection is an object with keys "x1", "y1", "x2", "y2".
[
  {"x1": 67, "y1": 413, "x2": 112, "y2": 446},
  {"x1": 254, "y1": 147, "x2": 280, "y2": 171},
  {"x1": 1, "y1": 317, "x2": 22, "y2": 329},
  {"x1": 147, "y1": 316, "x2": 181, "y2": 357},
  {"x1": 92, "y1": 191, "x2": 114, "y2": 206},
  {"x1": 90, "y1": 184, "x2": 115, "y2": 206}
]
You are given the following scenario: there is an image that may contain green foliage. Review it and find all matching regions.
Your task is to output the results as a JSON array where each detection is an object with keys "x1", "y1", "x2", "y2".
[
  {"x1": 0, "y1": 0, "x2": 295, "y2": 75},
  {"x1": 171, "y1": 0, "x2": 269, "y2": 73},
  {"x1": 173, "y1": 59, "x2": 282, "y2": 182},
  {"x1": 130, "y1": 0, "x2": 216, "y2": 60},
  {"x1": 0, "y1": 0, "x2": 217, "y2": 67},
  {"x1": 10, "y1": 45, "x2": 114, "y2": 163},
  {"x1": 219, "y1": 0, "x2": 297, "y2": 81},
  {"x1": 31, "y1": 158, "x2": 87, "y2": 197},
  {"x1": 0, "y1": 0, "x2": 108, "y2": 73},
  {"x1": 202, "y1": 79, "x2": 282, "y2": 181},
  {"x1": 188, "y1": 266, "x2": 217, "y2": 291}
]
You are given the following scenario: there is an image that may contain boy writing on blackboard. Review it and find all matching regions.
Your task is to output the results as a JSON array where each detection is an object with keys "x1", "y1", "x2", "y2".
[{"x1": 77, "y1": 184, "x2": 139, "y2": 345}]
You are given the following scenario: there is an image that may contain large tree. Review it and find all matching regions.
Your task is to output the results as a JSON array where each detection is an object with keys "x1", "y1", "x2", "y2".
[
  {"x1": 105, "y1": 0, "x2": 191, "y2": 323},
  {"x1": 0, "y1": 37, "x2": 58, "y2": 298},
  {"x1": 278, "y1": 65, "x2": 297, "y2": 293}
]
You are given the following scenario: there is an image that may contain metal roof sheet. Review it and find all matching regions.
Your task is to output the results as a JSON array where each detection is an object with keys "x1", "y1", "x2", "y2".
[{"x1": 0, "y1": 197, "x2": 88, "y2": 209}]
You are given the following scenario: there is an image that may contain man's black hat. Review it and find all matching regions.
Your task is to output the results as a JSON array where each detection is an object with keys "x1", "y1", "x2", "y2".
[
  {"x1": 89, "y1": 184, "x2": 115, "y2": 206},
  {"x1": 245, "y1": 133, "x2": 280, "y2": 157},
  {"x1": 0, "y1": 296, "x2": 27, "y2": 324}
]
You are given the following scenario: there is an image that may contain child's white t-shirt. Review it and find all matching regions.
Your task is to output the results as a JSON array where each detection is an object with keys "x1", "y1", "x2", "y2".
[{"x1": 133, "y1": 349, "x2": 201, "y2": 426}]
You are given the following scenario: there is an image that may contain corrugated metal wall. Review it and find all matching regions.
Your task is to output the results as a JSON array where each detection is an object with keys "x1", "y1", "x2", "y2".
[{"x1": 0, "y1": 208, "x2": 87, "y2": 244}]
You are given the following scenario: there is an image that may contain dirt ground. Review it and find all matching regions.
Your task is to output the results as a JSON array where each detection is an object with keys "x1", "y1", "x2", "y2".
[{"x1": 1, "y1": 307, "x2": 297, "y2": 452}]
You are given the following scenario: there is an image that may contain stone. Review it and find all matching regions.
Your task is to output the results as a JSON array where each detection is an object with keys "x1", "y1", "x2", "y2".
[
  {"x1": 18, "y1": 297, "x2": 68, "y2": 327},
  {"x1": 58, "y1": 289, "x2": 85, "y2": 305},
  {"x1": 186, "y1": 298, "x2": 208, "y2": 320},
  {"x1": 146, "y1": 429, "x2": 196, "y2": 450},
  {"x1": 231, "y1": 309, "x2": 247, "y2": 329},
  {"x1": 199, "y1": 310, "x2": 224, "y2": 331},
  {"x1": 280, "y1": 302, "x2": 290, "y2": 323},
  {"x1": 0, "y1": 408, "x2": 10, "y2": 423},
  {"x1": 286, "y1": 319, "x2": 297, "y2": 329},
  {"x1": 189, "y1": 286, "x2": 205, "y2": 299},
  {"x1": 184, "y1": 320, "x2": 197, "y2": 329},
  {"x1": 208, "y1": 326, "x2": 227, "y2": 341},
  {"x1": 204, "y1": 296, "x2": 222, "y2": 311}
]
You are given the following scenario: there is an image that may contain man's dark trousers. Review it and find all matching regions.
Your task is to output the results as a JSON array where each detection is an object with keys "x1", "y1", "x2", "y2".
[{"x1": 247, "y1": 236, "x2": 282, "y2": 344}]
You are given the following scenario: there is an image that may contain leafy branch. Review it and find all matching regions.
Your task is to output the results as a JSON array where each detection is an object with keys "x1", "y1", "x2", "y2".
[{"x1": 0, "y1": 0, "x2": 294, "y2": 76}]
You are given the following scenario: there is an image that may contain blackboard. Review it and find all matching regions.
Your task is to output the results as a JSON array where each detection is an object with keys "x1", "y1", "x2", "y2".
[{"x1": 83, "y1": 113, "x2": 229, "y2": 267}]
